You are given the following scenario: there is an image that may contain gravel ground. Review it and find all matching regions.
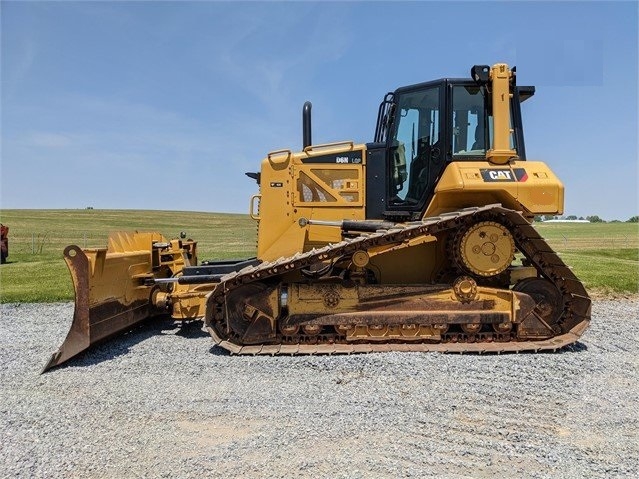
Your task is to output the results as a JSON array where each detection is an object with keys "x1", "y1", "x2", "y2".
[{"x1": 1, "y1": 300, "x2": 638, "y2": 478}]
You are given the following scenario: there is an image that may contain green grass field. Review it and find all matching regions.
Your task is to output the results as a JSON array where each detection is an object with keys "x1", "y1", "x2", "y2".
[
  {"x1": 534, "y1": 222, "x2": 638, "y2": 296},
  {"x1": 0, "y1": 209, "x2": 257, "y2": 302},
  {"x1": 0, "y1": 209, "x2": 637, "y2": 302}
]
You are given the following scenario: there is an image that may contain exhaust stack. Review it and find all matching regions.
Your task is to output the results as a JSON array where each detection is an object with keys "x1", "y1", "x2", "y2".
[{"x1": 302, "y1": 101, "x2": 312, "y2": 149}]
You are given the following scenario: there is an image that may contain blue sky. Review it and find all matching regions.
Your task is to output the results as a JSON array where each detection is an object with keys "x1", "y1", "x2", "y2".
[{"x1": 1, "y1": 1, "x2": 637, "y2": 220}]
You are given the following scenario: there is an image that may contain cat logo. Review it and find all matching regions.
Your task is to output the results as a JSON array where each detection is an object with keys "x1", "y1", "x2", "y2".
[
  {"x1": 490, "y1": 170, "x2": 512, "y2": 180},
  {"x1": 480, "y1": 168, "x2": 528, "y2": 182}
]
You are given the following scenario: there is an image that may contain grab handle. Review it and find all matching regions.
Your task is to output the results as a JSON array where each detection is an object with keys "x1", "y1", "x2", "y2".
[{"x1": 249, "y1": 194, "x2": 262, "y2": 220}]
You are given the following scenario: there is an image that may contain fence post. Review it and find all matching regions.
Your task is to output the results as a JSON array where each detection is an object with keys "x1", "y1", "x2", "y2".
[{"x1": 32, "y1": 233, "x2": 35, "y2": 254}]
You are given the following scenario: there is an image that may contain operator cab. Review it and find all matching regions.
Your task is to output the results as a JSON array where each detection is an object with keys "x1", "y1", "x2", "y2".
[{"x1": 366, "y1": 66, "x2": 534, "y2": 220}]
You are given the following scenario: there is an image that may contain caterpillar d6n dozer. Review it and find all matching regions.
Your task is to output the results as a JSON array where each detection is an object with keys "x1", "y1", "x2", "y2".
[{"x1": 44, "y1": 63, "x2": 591, "y2": 372}]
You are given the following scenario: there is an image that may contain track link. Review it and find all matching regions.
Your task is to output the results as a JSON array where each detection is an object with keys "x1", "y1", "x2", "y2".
[{"x1": 204, "y1": 205, "x2": 591, "y2": 354}]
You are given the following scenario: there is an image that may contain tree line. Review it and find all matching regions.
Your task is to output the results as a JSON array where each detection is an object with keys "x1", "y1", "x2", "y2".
[{"x1": 535, "y1": 215, "x2": 639, "y2": 223}]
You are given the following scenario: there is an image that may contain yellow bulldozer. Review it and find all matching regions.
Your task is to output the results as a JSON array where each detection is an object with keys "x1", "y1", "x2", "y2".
[{"x1": 44, "y1": 63, "x2": 591, "y2": 372}]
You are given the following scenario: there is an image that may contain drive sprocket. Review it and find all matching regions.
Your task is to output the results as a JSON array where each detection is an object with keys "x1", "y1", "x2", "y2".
[{"x1": 454, "y1": 221, "x2": 515, "y2": 277}]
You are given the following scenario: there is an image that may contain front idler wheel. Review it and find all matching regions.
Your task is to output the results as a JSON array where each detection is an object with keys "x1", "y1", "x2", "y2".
[{"x1": 514, "y1": 278, "x2": 563, "y2": 336}]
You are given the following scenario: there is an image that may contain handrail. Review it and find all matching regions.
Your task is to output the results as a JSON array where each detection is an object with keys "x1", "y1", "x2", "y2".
[
  {"x1": 249, "y1": 194, "x2": 262, "y2": 221},
  {"x1": 303, "y1": 140, "x2": 355, "y2": 154},
  {"x1": 267, "y1": 149, "x2": 292, "y2": 165}
]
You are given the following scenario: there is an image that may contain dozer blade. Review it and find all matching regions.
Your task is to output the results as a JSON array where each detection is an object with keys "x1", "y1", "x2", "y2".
[{"x1": 43, "y1": 233, "x2": 172, "y2": 372}]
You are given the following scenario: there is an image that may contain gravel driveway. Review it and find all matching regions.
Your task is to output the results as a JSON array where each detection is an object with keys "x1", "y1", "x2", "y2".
[{"x1": 1, "y1": 300, "x2": 638, "y2": 478}]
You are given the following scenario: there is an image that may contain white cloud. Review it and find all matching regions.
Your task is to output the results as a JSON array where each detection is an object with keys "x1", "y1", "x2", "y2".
[
  {"x1": 1, "y1": 91, "x2": 296, "y2": 212},
  {"x1": 3, "y1": 38, "x2": 36, "y2": 98},
  {"x1": 28, "y1": 132, "x2": 73, "y2": 148}
]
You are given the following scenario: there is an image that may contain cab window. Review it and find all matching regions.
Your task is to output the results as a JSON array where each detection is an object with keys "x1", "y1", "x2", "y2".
[
  {"x1": 389, "y1": 86, "x2": 442, "y2": 205},
  {"x1": 452, "y1": 85, "x2": 516, "y2": 157},
  {"x1": 452, "y1": 86, "x2": 489, "y2": 157}
]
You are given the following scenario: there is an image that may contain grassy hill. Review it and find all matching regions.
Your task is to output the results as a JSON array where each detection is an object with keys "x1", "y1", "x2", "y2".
[{"x1": 0, "y1": 209, "x2": 637, "y2": 302}]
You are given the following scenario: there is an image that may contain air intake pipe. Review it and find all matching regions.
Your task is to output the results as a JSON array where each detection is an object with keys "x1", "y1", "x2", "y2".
[{"x1": 302, "y1": 101, "x2": 312, "y2": 149}]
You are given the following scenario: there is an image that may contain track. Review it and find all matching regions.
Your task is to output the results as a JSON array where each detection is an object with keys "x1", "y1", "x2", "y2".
[{"x1": 205, "y1": 205, "x2": 591, "y2": 354}]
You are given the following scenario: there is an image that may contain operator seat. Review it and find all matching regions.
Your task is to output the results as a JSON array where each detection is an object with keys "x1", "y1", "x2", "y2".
[
  {"x1": 472, "y1": 123, "x2": 485, "y2": 151},
  {"x1": 406, "y1": 137, "x2": 431, "y2": 201}
]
